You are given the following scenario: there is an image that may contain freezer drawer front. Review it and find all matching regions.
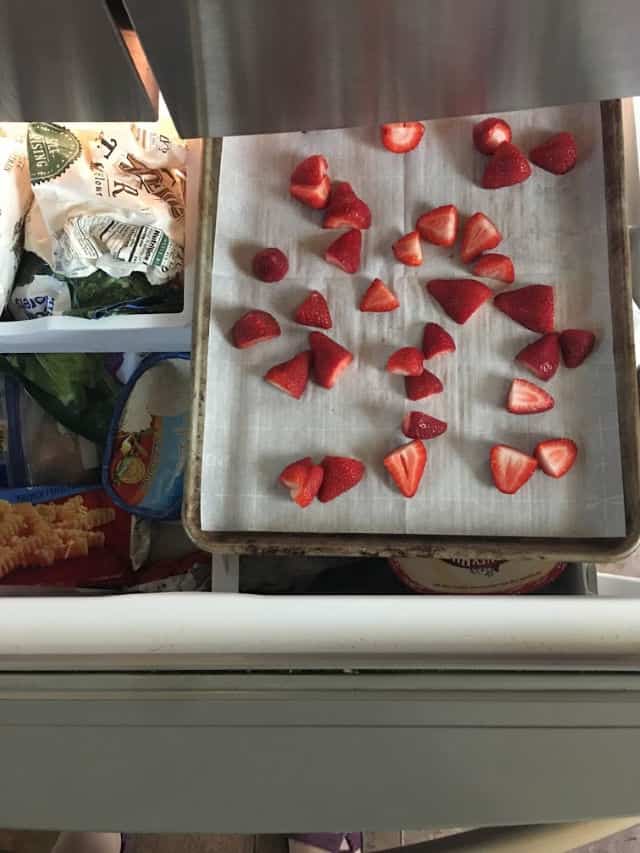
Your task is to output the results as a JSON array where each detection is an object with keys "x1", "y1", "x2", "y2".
[
  {"x1": 2, "y1": 671, "x2": 640, "y2": 831},
  {"x1": 0, "y1": 0, "x2": 156, "y2": 122},
  {"x1": 127, "y1": 0, "x2": 640, "y2": 137}
]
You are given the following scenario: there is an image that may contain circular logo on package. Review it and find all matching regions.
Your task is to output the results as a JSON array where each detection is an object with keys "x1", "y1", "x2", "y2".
[
  {"x1": 390, "y1": 557, "x2": 567, "y2": 594},
  {"x1": 27, "y1": 122, "x2": 82, "y2": 184}
]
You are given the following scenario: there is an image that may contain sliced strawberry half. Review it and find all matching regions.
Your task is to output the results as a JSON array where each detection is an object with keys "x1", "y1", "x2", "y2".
[
  {"x1": 309, "y1": 331, "x2": 353, "y2": 389},
  {"x1": 384, "y1": 439, "x2": 427, "y2": 497},
  {"x1": 252, "y1": 248, "x2": 289, "y2": 283},
  {"x1": 530, "y1": 132, "x2": 577, "y2": 175},
  {"x1": 232, "y1": 310, "x2": 281, "y2": 349},
  {"x1": 415, "y1": 204, "x2": 458, "y2": 247},
  {"x1": 318, "y1": 456, "x2": 365, "y2": 503},
  {"x1": 426, "y1": 278, "x2": 492, "y2": 325},
  {"x1": 264, "y1": 351, "x2": 312, "y2": 399},
  {"x1": 386, "y1": 346, "x2": 424, "y2": 376},
  {"x1": 323, "y1": 181, "x2": 371, "y2": 229},
  {"x1": 279, "y1": 457, "x2": 325, "y2": 508},
  {"x1": 460, "y1": 212, "x2": 502, "y2": 263},
  {"x1": 482, "y1": 142, "x2": 532, "y2": 189},
  {"x1": 559, "y1": 329, "x2": 596, "y2": 368},
  {"x1": 490, "y1": 445, "x2": 538, "y2": 495},
  {"x1": 325, "y1": 228, "x2": 362, "y2": 274},
  {"x1": 291, "y1": 154, "x2": 329, "y2": 185},
  {"x1": 402, "y1": 411, "x2": 448, "y2": 440},
  {"x1": 471, "y1": 253, "x2": 515, "y2": 284},
  {"x1": 294, "y1": 290, "x2": 332, "y2": 329},
  {"x1": 422, "y1": 322, "x2": 456, "y2": 359},
  {"x1": 535, "y1": 438, "x2": 578, "y2": 478},
  {"x1": 393, "y1": 230, "x2": 423, "y2": 266},
  {"x1": 494, "y1": 285, "x2": 555, "y2": 333},
  {"x1": 405, "y1": 369, "x2": 444, "y2": 401},
  {"x1": 380, "y1": 121, "x2": 425, "y2": 153},
  {"x1": 515, "y1": 333, "x2": 560, "y2": 381},
  {"x1": 473, "y1": 117, "x2": 512, "y2": 155},
  {"x1": 360, "y1": 278, "x2": 399, "y2": 313},
  {"x1": 290, "y1": 175, "x2": 331, "y2": 209},
  {"x1": 507, "y1": 378, "x2": 555, "y2": 415}
]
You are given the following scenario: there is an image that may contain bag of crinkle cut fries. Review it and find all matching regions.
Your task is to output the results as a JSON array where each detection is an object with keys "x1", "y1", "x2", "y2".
[{"x1": 0, "y1": 487, "x2": 133, "y2": 589}]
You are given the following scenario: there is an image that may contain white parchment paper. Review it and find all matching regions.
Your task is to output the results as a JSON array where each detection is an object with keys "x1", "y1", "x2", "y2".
[{"x1": 201, "y1": 103, "x2": 626, "y2": 538}]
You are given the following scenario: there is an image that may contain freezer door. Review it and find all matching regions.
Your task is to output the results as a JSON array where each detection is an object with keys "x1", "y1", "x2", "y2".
[
  {"x1": 126, "y1": 0, "x2": 640, "y2": 137},
  {"x1": 0, "y1": 0, "x2": 157, "y2": 122}
]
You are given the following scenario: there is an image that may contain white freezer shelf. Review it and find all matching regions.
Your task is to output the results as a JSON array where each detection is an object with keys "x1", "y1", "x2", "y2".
[
  {"x1": 0, "y1": 139, "x2": 204, "y2": 353},
  {"x1": 1, "y1": 593, "x2": 640, "y2": 670}
]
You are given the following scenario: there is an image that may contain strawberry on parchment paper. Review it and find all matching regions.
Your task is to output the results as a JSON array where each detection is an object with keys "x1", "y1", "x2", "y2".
[
  {"x1": 359, "y1": 278, "x2": 399, "y2": 312},
  {"x1": 392, "y1": 230, "x2": 423, "y2": 266},
  {"x1": 384, "y1": 440, "x2": 428, "y2": 498},
  {"x1": 427, "y1": 278, "x2": 492, "y2": 325},
  {"x1": 380, "y1": 121, "x2": 425, "y2": 153},
  {"x1": 482, "y1": 141, "x2": 532, "y2": 189},
  {"x1": 279, "y1": 457, "x2": 324, "y2": 508},
  {"x1": 294, "y1": 290, "x2": 332, "y2": 329},
  {"x1": 473, "y1": 117, "x2": 512, "y2": 155},
  {"x1": 460, "y1": 212, "x2": 502, "y2": 263},
  {"x1": 559, "y1": 329, "x2": 596, "y2": 368},
  {"x1": 324, "y1": 228, "x2": 362, "y2": 274},
  {"x1": 416, "y1": 204, "x2": 458, "y2": 247},
  {"x1": 323, "y1": 181, "x2": 371, "y2": 230},
  {"x1": 535, "y1": 439, "x2": 578, "y2": 478},
  {"x1": 232, "y1": 310, "x2": 281, "y2": 349},
  {"x1": 490, "y1": 445, "x2": 538, "y2": 495},
  {"x1": 252, "y1": 248, "x2": 289, "y2": 283},
  {"x1": 402, "y1": 411, "x2": 448, "y2": 441},
  {"x1": 264, "y1": 351, "x2": 312, "y2": 400},
  {"x1": 506, "y1": 378, "x2": 555, "y2": 415},
  {"x1": 494, "y1": 285, "x2": 555, "y2": 333},
  {"x1": 405, "y1": 369, "x2": 444, "y2": 401},
  {"x1": 386, "y1": 347, "x2": 424, "y2": 376},
  {"x1": 471, "y1": 253, "x2": 514, "y2": 284},
  {"x1": 422, "y1": 322, "x2": 456, "y2": 360},
  {"x1": 530, "y1": 132, "x2": 578, "y2": 175},
  {"x1": 290, "y1": 154, "x2": 331, "y2": 209},
  {"x1": 309, "y1": 331, "x2": 353, "y2": 389},
  {"x1": 515, "y1": 333, "x2": 560, "y2": 381},
  {"x1": 318, "y1": 456, "x2": 365, "y2": 503}
]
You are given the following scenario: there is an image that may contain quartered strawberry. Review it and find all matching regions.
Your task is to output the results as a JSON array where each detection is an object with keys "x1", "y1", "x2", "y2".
[
  {"x1": 471, "y1": 253, "x2": 514, "y2": 284},
  {"x1": 252, "y1": 247, "x2": 289, "y2": 283},
  {"x1": 402, "y1": 411, "x2": 448, "y2": 440},
  {"x1": 530, "y1": 132, "x2": 577, "y2": 175},
  {"x1": 264, "y1": 351, "x2": 312, "y2": 399},
  {"x1": 506, "y1": 378, "x2": 555, "y2": 415},
  {"x1": 426, "y1": 278, "x2": 492, "y2": 324},
  {"x1": 460, "y1": 212, "x2": 502, "y2": 263},
  {"x1": 279, "y1": 457, "x2": 325, "y2": 508},
  {"x1": 415, "y1": 205, "x2": 458, "y2": 247},
  {"x1": 494, "y1": 285, "x2": 555, "y2": 333},
  {"x1": 490, "y1": 445, "x2": 538, "y2": 495},
  {"x1": 318, "y1": 456, "x2": 365, "y2": 503},
  {"x1": 323, "y1": 181, "x2": 371, "y2": 229},
  {"x1": 535, "y1": 438, "x2": 578, "y2": 478},
  {"x1": 405, "y1": 369, "x2": 444, "y2": 401},
  {"x1": 473, "y1": 117, "x2": 512, "y2": 155},
  {"x1": 290, "y1": 154, "x2": 331, "y2": 209},
  {"x1": 422, "y1": 322, "x2": 456, "y2": 359},
  {"x1": 515, "y1": 333, "x2": 560, "y2": 381},
  {"x1": 386, "y1": 346, "x2": 424, "y2": 376},
  {"x1": 380, "y1": 121, "x2": 425, "y2": 154},
  {"x1": 325, "y1": 228, "x2": 362, "y2": 274},
  {"x1": 360, "y1": 278, "x2": 399, "y2": 312},
  {"x1": 309, "y1": 331, "x2": 353, "y2": 389},
  {"x1": 393, "y1": 230, "x2": 423, "y2": 266},
  {"x1": 559, "y1": 329, "x2": 596, "y2": 368},
  {"x1": 291, "y1": 154, "x2": 329, "y2": 185},
  {"x1": 232, "y1": 310, "x2": 281, "y2": 349},
  {"x1": 384, "y1": 439, "x2": 427, "y2": 497},
  {"x1": 294, "y1": 290, "x2": 332, "y2": 329},
  {"x1": 482, "y1": 141, "x2": 532, "y2": 189},
  {"x1": 290, "y1": 175, "x2": 331, "y2": 209}
]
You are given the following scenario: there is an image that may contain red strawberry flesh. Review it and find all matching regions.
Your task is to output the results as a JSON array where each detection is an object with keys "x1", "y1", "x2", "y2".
[
  {"x1": 427, "y1": 278, "x2": 492, "y2": 324},
  {"x1": 309, "y1": 331, "x2": 353, "y2": 389},
  {"x1": 318, "y1": 456, "x2": 365, "y2": 502},
  {"x1": 325, "y1": 228, "x2": 362, "y2": 274},
  {"x1": 291, "y1": 154, "x2": 328, "y2": 185},
  {"x1": 402, "y1": 411, "x2": 447, "y2": 440},
  {"x1": 422, "y1": 322, "x2": 456, "y2": 359},
  {"x1": 530, "y1": 133, "x2": 577, "y2": 175},
  {"x1": 482, "y1": 141, "x2": 532, "y2": 189},
  {"x1": 323, "y1": 181, "x2": 371, "y2": 230},
  {"x1": 381, "y1": 122, "x2": 425, "y2": 153},
  {"x1": 490, "y1": 445, "x2": 538, "y2": 494},
  {"x1": 494, "y1": 285, "x2": 555, "y2": 333},
  {"x1": 405, "y1": 369, "x2": 444, "y2": 401},
  {"x1": 515, "y1": 333, "x2": 560, "y2": 381},
  {"x1": 393, "y1": 230, "x2": 423, "y2": 266},
  {"x1": 473, "y1": 117, "x2": 512, "y2": 155},
  {"x1": 386, "y1": 346, "x2": 424, "y2": 376},
  {"x1": 471, "y1": 253, "x2": 515, "y2": 284},
  {"x1": 460, "y1": 212, "x2": 502, "y2": 263},
  {"x1": 279, "y1": 457, "x2": 324, "y2": 507},
  {"x1": 264, "y1": 351, "x2": 312, "y2": 399},
  {"x1": 506, "y1": 378, "x2": 555, "y2": 415},
  {"x1": 535, "y1": 438, "x2": 578, "y2": 478},
  {"x1": 559, "y1": 329, "x2": 596, "y2": 368},
  {"x1": 290, "y1": 175, "x2": 331, "y2": 209},
  {"x1": 294, "y1": 290, "x2": 332, "y2": 329},
  {"x1": 232, "y1": 310, "x2": 281, "y2": 349},
  {"x1": 384, "y1": 439, "x2": 427, "y2": 497},
  {"x1": 416, "y1": 205, "x2": 458, "y2": 247},
  {"x1": 360, "y1": 278, "x2": 399, "y2": 312}
]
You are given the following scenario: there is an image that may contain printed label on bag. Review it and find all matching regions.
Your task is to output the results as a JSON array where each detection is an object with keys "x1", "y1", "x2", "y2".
[{"x1": 27, "y1": 122, "x2": 82, "y2": 184}]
